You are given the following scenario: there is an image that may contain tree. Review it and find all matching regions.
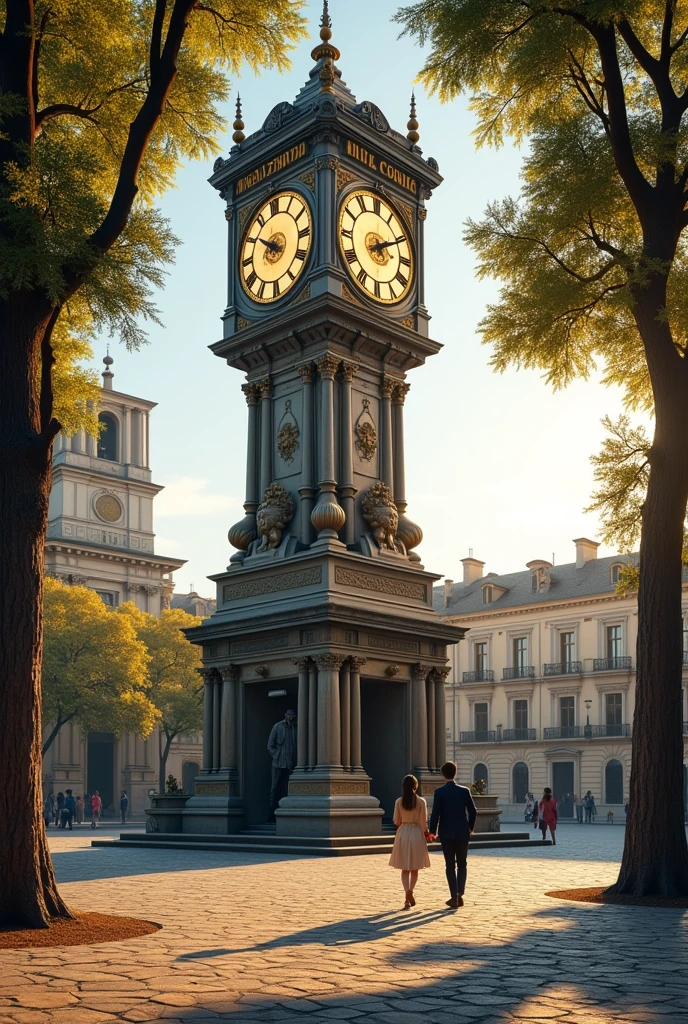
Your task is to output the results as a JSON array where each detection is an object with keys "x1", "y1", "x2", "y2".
[
  {"x1": 42, "y1": 578, "x2": 157, "y2": 757},
  {"x1": 0, "y1": 0, "x2": 306, "y2": 928},
  {"x1": 397, "y1": 0, "x2": 688, "y2": 895},
  {"x1": 117, "y1": 604, "x2": 203, "y2": 792}
]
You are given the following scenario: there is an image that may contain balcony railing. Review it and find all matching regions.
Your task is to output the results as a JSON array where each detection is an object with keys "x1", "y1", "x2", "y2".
[
  {"x1": 544, "y1": 726, "x2": 581, "y2": 739},
  {"x1": 459, "y1": 730, "x2": 496, "y2": 744},
  {"x1": 543, "y1": 661, "x2": 582, "y2": 676},
  {"x1": 585, "y1": 723, "x2": 631, "y2": 738},
  {"x1": 502, "y1": 666, "x2": 536, "y2": 680},
  {"x1": 462, "y1": 670, "x2": 495, "y2": 683},
  {"x1": 501, "y1": 728, "x2": 536, "y2": 741},
  {"x1": 593, "y1": 656, "x2": 633, "y2": 672}
]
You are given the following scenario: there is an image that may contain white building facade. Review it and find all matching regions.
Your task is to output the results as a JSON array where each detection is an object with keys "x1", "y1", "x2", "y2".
[
  {"x1": 435, "y1": 539, "x2": 688, "y2": 820},
  {"x1": 43, "y1": 358, "x2": 203, "y2": 814}
]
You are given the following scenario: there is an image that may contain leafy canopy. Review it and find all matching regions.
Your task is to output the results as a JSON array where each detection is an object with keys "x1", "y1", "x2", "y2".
[
  {"x1": 42, "y1": 578, "x2": 157, "y2": 751},
  {"x1": 395, "y1": 1, "x2": 688, "y2": 410}
]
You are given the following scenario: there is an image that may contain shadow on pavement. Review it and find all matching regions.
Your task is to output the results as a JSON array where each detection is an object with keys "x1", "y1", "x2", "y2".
[{"x1": 51, "y1": 846, "x2": 296, "y2": 883}]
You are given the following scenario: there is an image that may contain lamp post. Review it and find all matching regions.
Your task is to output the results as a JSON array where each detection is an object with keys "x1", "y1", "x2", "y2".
[{"x1": 584, "y1": 699, "x2": 592, "y2": 739}]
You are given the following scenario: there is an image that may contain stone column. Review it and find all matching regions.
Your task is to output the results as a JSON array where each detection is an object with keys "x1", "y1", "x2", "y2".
[
  {"x1": 411, "y1": 663, "x2": 430, "y2": 773},
  {"x1": 258, "y1": 377, "x2": 273, "y2": 497},
  {"x1": 298, "y1": 364, "x2": 315, "y2": 545},
  {"x1": 212, "y1": 676, "x2": 222, "y2": 772},
  {"x1": 200, "y1": 669, "x2": 214, "y2": 772},
  {"x1": 392, "y1": 383, "x2": 410, "y2": 510},
  {"x1": 294, "y1": 658, "x2": 310, "y2": 770},
  {"x1": 123, "y1": 406, "x2": 132, "y2": 463},
  {"x1": 130, "y1": 409, "x2": 141, "y2": 466},
  {"x1": 350, "y1": 657, "x2": 366, "y2": 772},
  {"x1": 381, "y1": 377, "x2": 396, "y2": 494},
  {"x1": 308, "y1": 661, "x2": 318, "y2": 768},
  {"x1": 434, "y1": 668, "x2": 449, "y2": 770},
  {"x1": 219, "y1": 665, "x2": 238, "y2": 770},
  {"x1": 311, "y1": 356, "x2": 345, "y2": 544},
  {"x1": 426, "y1": 674, "x2": 436, "y2": 771},
  {"x1": 228, "y1": 384, "x2": 260, "y2": 561},
  {"x1": 339, "y1": 362, "x2": 358, "y2": 547},
  {"x1": 339, "y1": 661, "x2": 351, "y2": 770},
  {"x1": 315, "y1": 654, "x2": 343, "y2": 768}
]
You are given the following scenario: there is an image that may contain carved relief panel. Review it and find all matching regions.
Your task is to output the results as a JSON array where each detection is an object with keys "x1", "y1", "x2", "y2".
[{"x1": 273, "y1": 388, "x2": 303, "y2": 480}]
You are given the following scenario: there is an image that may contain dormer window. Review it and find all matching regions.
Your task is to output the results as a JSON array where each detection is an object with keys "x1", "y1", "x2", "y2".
[
  {"x1": 97, "y1": 412, "x2": 119, "y2": 462},
  {"x1": 531, "y1": 572, "x2": 539, "y2": 592},
  {"x1": 610, "y1": 563, "x2": 623, "y2": 585},
  {"x1": 482, "y1": 584, "x2": 493, "y2": 605}
]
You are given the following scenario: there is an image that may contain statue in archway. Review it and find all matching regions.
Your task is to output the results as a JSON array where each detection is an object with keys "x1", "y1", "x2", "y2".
[{"x1": 268, "y1": 709, "x2": 297, "y2": 816}]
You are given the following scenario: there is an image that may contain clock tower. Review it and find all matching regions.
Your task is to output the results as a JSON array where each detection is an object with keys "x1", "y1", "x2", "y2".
[{"x1": 182, "y1": 4, "x2": 465, "y2": 840}]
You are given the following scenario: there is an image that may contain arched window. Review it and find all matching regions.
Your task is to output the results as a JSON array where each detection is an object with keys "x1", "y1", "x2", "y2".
[
  {"x1": 513, "y1": 762, "x2": 529, "y2": 803},
  {"x1": 473, "y1": 762, "x2": 488, "y2": 787},
  {"x1": 605, "y1": 759, "x2": 623, "y2": 804},
  {"x1": 97, "y1": 413, "x2": 118, "y2": 462}
]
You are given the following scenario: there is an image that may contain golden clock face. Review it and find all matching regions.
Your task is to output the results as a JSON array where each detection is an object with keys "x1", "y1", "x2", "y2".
[
  {"x1": 239, "y1": 191, "x2": 312, "y2": 303},
  {"x1": 338, "y1": 190, "x2": 414, "y2": 304}
]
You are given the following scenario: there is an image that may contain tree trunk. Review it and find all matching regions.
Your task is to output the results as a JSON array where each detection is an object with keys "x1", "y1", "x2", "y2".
[
  {"x1": 159, "y1": 732, "x2": 174, "y2": 794},
  {"x1": 609, "y1": 309, "x2": 688, "y2": 896},
  {"x1": 0, "y1": 294, "x2": 72, "y2": 927}
]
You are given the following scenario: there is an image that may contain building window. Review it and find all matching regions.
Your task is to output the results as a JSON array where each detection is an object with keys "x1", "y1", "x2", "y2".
[
  {"x1": 97, "y1": 413, "x2": 119, "y2": 462},
  {"x1": 560, "y1": 631, "x2": 575, "y2": 666},
  {"x1": 605, "y1": 759, "x2": 623, "y2": 804},
  {"x1": 95, "y1": 591, "x2": 118, "y2": 607},
  {"x1": 605, "y1": 692, "x2": 623, "y2": 735},
  {"x1": 560, "y1": 695, "x2": 575, "y2": 735},
  {"x1": 474, "y1": 642, "x2": 488, "y2": 675},
  {"x1": 513, "y1": 636, "x2": 528, "y2": 670},
  {"x1": 610, "y1": 563, "x2": 623, "y2": 585},
  {"x1": 606, "y1": 624, "x2": 623, "y2": 660},
  {"x1": 513, "y1": 762, "x2": 529, "y2": 803},
  {"x1": 531, "y1": 572, "x2": 539, "y2": 592},
  {"x1": 514, "y1": 699, "x2": 528, "y2": 732},
  {"x1": 474, "y1": 702, "x2": 489, "y2": 737},
  {"x1": 473, "y1": 762, "x2": 488, "y2": 788},
  {"x1": 482, "y1": 585, "x2": 493, "y2": 605}
]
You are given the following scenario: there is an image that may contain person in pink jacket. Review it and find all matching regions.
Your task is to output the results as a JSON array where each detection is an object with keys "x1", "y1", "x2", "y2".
[{"x1": 534, "y1": 788, "x2": 558, "y2": 845}]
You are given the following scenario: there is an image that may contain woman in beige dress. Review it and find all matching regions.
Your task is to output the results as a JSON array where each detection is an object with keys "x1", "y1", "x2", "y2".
[{"x1": 389, "y1": 774, "x2": 431, "y2": 908}]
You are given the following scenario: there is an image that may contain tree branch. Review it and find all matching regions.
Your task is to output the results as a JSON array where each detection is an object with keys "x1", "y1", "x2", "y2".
[
  {"x1": 36, "y1": 79, "x2": 147, "y2": 129},
  {"x1": 31, "y1": 7, "x2": 51, "y2": 116},
  {"x1": 150, "y1": 0, "x2": 166, "y2": 73},
  {"x1": 41, "y1": 711, "x2": 76, "y2": 757}
]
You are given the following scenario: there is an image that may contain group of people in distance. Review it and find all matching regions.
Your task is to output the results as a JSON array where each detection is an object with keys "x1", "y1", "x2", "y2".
[{"x1": 42, "y1": 789, "x2": 129, "y2": 829}]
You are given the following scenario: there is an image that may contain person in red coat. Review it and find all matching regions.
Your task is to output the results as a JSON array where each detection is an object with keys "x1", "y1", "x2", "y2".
[{"x1": 534, "y1": 787, "x2": 558, "y2": 845}]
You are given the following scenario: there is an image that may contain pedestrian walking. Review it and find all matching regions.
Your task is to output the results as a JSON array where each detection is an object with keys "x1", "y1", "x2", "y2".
[
  {"x1": 75, "y1": 795, "x2": 84, "y2": 825},
  {"x1": 389, "y1": 774, "x2": 431, "y2": 909},
  {"x1": 43, "y1": 792, "x2": 55, "y2": 827},
  {"x1": 62, "y1": 789, "x2": 76, "y2": 830},
  {"x1": 428, "y1": 761, "x2": 477, "y2": 909},
  {"x1": 56, "y1": 791, "x2": 65, "y2": 827},
  {"x1": 524, "y1": 793, "x2": 535, "y2": 822},
  {"x1": 120, "y1": 790, "x2": 129, "y2": 824},
  {"x1": 90, "y1": 790, "x2": 102, "y2": 828},
  {"x1": 576, "y1": 794, "x2": 584, "y2": 823},
  {"x1": 584, "y1": 791, "x2": 594, "y2": 823},
  {"x1": 534, "y1": 787, "x2": 557, "y2": 844}
]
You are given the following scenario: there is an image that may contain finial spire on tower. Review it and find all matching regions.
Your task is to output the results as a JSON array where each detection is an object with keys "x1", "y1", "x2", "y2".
[
  {"x1": 407, "y1": 91, "x2": 420, "y2": 144},
  {"x1": 102, "y1": 345, "x2": 114, "y2": 390},
  {"x1": 311, "y1": 0, "x2": 340, "y2": 94},
  {"x1": 232, "y1": 94, "x2": 245, "y2": 145}
]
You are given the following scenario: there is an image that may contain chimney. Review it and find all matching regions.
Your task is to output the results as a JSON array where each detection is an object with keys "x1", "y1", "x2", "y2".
[
  {"x1": 461, "y1": 556, "x2": 485, "y2": 586},
  {"x1": 443, "y1": 579, "x2": 454, "y2": 608},
  {"x1": 573, "y1": 537, "x2": 600, "y2": 569}
]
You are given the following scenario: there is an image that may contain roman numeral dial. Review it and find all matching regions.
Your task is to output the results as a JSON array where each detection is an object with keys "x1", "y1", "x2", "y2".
[
  {"x1": 239, "y1": 191, "x2": 312, "y2": 304},
  {"x1": 337, "y1": 189, "x2": 414, "y2": 304}
]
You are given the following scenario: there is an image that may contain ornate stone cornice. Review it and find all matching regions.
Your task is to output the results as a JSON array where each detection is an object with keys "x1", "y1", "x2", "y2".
[
  {"x1": 315, "y1": 355, "x2": 341, "y2": 380},
  {"x1": 339, "y1": 361, "x2": 358, "y2": 382},
  {"x1": 297, "y1": 363, "x2": 314, "y2": 384},
  {"x1": 393, "y1": 382, "x2": 411, "y2": 405},
  {"x1": 315, "y1": 652, "x2": 345, "y2": 671},
  {"x1": 242, "y1": 382, "x2": 261, "y2": 406}
]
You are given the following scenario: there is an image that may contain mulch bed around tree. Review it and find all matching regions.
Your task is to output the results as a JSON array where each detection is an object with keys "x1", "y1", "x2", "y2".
[
  {"x1": 546, "y1": 886, "x2": 688, "y2": 908},
  {"x1": 0, "y1": 912, "x2": 161, "y2": 949}
]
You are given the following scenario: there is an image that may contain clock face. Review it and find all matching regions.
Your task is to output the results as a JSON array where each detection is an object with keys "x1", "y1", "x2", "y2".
[
  {"x1": 338, "y1": 190, "x2": 414, "y2": 304},
  {"x1": 239, "y1": 191, "x2": 312, "y2": 303}
]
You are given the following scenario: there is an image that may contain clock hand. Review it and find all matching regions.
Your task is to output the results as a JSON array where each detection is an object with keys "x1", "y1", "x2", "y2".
[
  {"x1": 368, "y1": 236, "x2": 406, "y2": 253},
  {"x1": 259, "y1": 237, "x2": 282, "y2": 253}
]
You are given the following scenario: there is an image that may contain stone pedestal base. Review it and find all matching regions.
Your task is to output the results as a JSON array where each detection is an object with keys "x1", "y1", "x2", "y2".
[
  {"x1": 417, "y1": 771, "x2": 446, "y2": 802},
  {"x1": 181, "y1": 770, "x2": 245, "y2": 835},
  {"x1": 145, "y1": 794, "x2": 189, "y2": 834},
  {"x1": 472, "y1": 793, "x2": 502, "y2": 833},
  {"x1": 276, "y1": 771, "x2": 383, "y2": 837}
]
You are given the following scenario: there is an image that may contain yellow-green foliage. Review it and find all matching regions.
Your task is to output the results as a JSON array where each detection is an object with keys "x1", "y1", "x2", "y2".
[
  {"x1": 42, "y1": 577, "x2": 158, "y2": 746},
  {"x1": 1, "y1": 0, "x2": 307, "y2": 431}
]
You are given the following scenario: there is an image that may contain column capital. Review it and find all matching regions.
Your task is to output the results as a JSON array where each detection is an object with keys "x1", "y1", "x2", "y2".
[
  {"x1": 242, "y1": 382, "x2": 261, "y2": 406},
  {"x1": 197, "y1": 667, "x2": 217, "y2": 683},
  {"x1": 392, "y1": 381, "x2": 411, "y2": 404},
  {"x1": 256, "y1": 377, "x2": 273, "y2": 400},
  {"x1": 349, "y1": 657, "x2": 367, "y2": 671},
  {"x1": 315, "y1": 355, "x2": 341, "y2": 380},
  {"x1": 381, "y1": 376, "x2": 398, "y2": 399},
  {"x1": 218, "y1": 664, "x2": 240, "y2": 682},
  {"x1": 292, "y1": 657, "x2": 312, "y2": 671},
  {"x1": 297, "y1": 363, "x2": 315, "y2": 384},
  {"x1": 339, "y1": 361, "x2": 359, "y2": 382},
  {"x1": 432, "y1": 666, "x2": 450, "y2": 682},
  {"x1": 412, "y1": 662, "x2": 434, "y2": 681},
  {"x1": 315, "y1": 652, "x2": 346, "y2": 671}
]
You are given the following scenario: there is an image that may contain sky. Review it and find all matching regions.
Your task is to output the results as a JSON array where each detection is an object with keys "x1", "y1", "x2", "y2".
[{"x1": 94, "y1": 0, "x2": 640, "y2": 597}]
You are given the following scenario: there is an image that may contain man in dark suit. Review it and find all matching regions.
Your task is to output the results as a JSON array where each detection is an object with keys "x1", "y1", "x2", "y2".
[{"x1": 429, "y1": 761, "x2": 477, "y2": 908}]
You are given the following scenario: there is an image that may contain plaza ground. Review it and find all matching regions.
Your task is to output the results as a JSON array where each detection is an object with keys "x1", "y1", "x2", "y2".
[{"x1": 1, "y1": 825, "x2": 687, "y2": 1024}]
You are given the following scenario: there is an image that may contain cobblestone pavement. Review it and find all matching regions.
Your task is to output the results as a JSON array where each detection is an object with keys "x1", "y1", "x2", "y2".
[{"x1": 1, "y1": 825, "x2": 687, "y2": 1024}]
